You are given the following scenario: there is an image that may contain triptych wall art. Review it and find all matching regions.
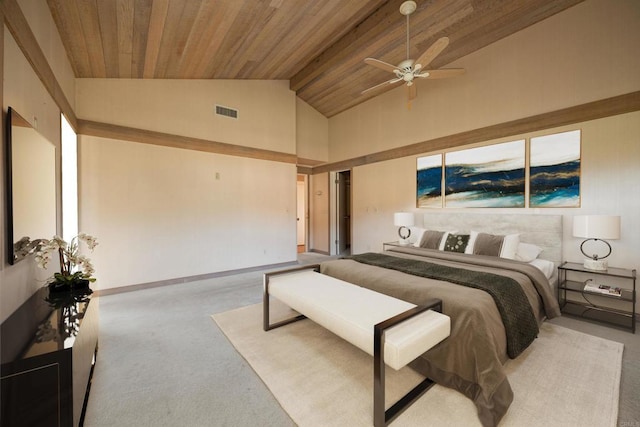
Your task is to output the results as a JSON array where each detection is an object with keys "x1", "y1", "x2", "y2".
[{"x1": 417, "y1": 130, "x2": 581, "y2": 208}]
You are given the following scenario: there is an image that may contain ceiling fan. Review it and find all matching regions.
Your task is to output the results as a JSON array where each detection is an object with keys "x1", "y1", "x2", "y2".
[{"x1": 362, "y1": 1, "x2": 465, "y2": 102}]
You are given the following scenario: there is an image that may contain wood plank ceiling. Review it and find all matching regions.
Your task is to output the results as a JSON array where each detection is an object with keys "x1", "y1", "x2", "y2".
[{"x1": 47, "y1": 0, "x2": 584, "y2": 118}]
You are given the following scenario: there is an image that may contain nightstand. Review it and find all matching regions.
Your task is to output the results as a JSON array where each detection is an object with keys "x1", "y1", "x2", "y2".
[{"x1": 557, "y1": 262, "x2": 636, "y2": 332}]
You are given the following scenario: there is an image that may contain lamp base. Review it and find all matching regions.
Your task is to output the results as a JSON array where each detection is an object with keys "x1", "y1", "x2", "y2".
[
  {"x1": 583, "y1": 258, "x2": 608, "y2": 271},
  {"x1": 397, "y1": 226, "x2": 411, "y2": 241}
]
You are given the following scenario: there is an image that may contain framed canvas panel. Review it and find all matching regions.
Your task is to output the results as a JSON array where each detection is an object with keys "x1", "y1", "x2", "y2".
[
  {"x1": 529, "y1": 130, "x2": 581, "y2": 207},
  {"x1": 445, "y1": 140, "x2": 525, "y2": 208},
  {"x1": 417, "y1": 154, "x2": 443, "y2": 208}
]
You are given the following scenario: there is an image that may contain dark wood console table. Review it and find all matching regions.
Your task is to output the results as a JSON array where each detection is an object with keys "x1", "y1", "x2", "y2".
[{"x1": 1, "y1": 287, "x2": 99, "y2": 426}]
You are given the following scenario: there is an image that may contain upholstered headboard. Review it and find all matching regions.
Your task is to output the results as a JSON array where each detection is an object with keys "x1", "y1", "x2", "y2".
[{"x1": 421, "y1": 213, "x2": 563, "y2": 266}]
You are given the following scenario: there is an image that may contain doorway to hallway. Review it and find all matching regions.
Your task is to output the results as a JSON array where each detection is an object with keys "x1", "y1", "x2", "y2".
[{"x1": 335, "y1": 170, "x2": 351, "y2": 256}]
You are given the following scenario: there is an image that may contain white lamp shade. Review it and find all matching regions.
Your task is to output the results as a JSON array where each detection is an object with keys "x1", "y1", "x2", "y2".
[
  {"x1": 573, "y1": 215, "x2": 620, "y2": 240},
  {"x1": 393, "y1": 212, "x2": 415, "y2": 227}
]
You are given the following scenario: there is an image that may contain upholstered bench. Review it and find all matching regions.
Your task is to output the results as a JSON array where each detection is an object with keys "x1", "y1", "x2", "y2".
[{"x1": 263, "y1": 264, "x2": 450, "y2": 427}]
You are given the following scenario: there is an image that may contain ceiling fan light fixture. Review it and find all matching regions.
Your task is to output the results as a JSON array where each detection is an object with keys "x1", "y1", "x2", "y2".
[
  {"x1": 361, "y1": 1, "x2": 464, "y2": 100},
  {"x1": 398, "y1": 59, "x2": 414, "y2": 72}
]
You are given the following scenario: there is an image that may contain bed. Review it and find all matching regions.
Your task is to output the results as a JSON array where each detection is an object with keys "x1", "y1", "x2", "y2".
[{"x1": 319, "y1": 213, "x2": 562, "y2": 427}]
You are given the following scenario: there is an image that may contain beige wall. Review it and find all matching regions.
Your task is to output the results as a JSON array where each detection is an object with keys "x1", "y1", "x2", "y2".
[
  {"x1": 351, "y1": 113, "x2": 640, "y2": 270},
  {"x1": 79, "y1": 135, "x2": 296, "y2": 289},
  {"x1": 75, "y1": 78, "x2": 299, "y2": 290},
  {"x1": 1, "y1": 0, "x2": 74, "y2": 322},
  {"x1": 76, "y1": 79, "x2": 296, "y2": 153},
  {"x1": 329, "y1": 0, "x2": 640, "y2": 162},
  {"x1": 296, "y1": 97, "x2": 329, "y2": 162}
]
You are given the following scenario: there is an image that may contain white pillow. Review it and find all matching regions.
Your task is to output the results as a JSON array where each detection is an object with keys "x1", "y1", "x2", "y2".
[
  {"x1": 500, "y1": 234, "x2": 520, "y2": 259},
  {"x1": 515, "y1": 242, "x2": 543, "y2": 262},
  {"x1": 412, "y1": 227, "x2": 426, "y2": 247},
  {"x1": 464, "y1": 231, "x2": 479, "y2": 254},
  {"x1": 529, "y1": 258, "x2": 555, "y2": 280}
]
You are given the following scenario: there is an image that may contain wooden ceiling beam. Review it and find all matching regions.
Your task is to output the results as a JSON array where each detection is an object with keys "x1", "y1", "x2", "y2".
[{"x1": 78, "y1": 119, "x2": 298, "y2": 164}]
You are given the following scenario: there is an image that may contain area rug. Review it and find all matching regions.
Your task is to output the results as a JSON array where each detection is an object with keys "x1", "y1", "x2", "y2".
[{"x1": 212, "y1": 302, "x2": 623, "y2": 427}]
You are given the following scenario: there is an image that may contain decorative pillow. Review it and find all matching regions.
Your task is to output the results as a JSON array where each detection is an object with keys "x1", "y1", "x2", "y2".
[
  {"x1": 418, "y1": 230, "x2": 446, "y2": 249},
  {"x1": 473, "y1": 233, "x2": 520, "y2": 259},
  {"x1": 443, "y1": 233, "x2": 470, "y2": 253},
  {"x1": 515, "y1": 242, "x2": 543, "y2": 262},
  {"x1": 438, "y1": 230, "x2": 457, "y2": 250},
  {"x1": 473, "y1": 233, "x2": 505, "y2": 257}
]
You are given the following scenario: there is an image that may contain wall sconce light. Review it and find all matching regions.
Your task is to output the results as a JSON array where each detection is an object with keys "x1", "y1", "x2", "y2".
[{"x1": 572, "y1": 215, "x2": 620, "y2": 270}]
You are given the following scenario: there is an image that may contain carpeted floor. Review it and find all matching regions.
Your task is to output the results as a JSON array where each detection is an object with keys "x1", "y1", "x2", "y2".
[
  {"x1": 83, "y1": 253, "x2": 640, "y2": 426},
  {"x1": 213, "y1": 302, "x2": 622, "y2": 427}
]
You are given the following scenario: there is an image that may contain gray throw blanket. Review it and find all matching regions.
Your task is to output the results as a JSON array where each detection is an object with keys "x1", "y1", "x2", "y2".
[{"x1": 348, "y1": 252, "x2": 539, "y2": 358}]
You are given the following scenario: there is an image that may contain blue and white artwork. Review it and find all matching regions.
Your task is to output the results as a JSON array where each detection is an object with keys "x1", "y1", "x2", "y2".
[
  {"x1": 417, "y1": 154, "x2": 442, "y2": 208},
  {"x1": 530, "y1": 130, "x2": 581, "y2": 207},
  {"x1": 445, "y1": 140, "x2": 525, "y2": 208}
]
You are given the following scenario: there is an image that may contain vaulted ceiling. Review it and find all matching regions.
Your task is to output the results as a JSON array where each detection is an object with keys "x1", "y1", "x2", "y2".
[{"x1": 47, "y1": 0, "x2": 584, "y2": 118}]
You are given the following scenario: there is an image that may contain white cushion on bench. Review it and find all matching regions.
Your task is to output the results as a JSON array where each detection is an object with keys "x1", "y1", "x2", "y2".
[{"x1": 268, "y1": 270, "x2": 450, "y2": 370}]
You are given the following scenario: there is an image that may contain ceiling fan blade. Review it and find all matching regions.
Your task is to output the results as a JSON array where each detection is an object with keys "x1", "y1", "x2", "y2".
[
  {"x1": 364, "y1": 58, "x2": 400, "y2": 73},
  {"x1": 408, "y1": 83, "x2": 417, "y2": 101},
  {"x1": 414, "y1": 37, "x2": 450, "y2": 70},
  {"x1": 416, "y1": 68, "x2": 465, "y2": 79},
  {"x1": 361, "y1": 78, "x2": 403, "y2": 95}
]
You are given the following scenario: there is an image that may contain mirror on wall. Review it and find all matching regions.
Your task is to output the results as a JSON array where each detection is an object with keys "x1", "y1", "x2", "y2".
[{"x1": 5, "y1": 107, "x2": 57, "y2": 264}]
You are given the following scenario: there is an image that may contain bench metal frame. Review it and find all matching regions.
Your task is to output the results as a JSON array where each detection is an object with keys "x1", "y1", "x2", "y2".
[
  {"x1": 263, "y1": 264, "x2": 320, "y2": 331},
  {"x1": 263, "y1": 264, "x2": 444, "y2": 427}
]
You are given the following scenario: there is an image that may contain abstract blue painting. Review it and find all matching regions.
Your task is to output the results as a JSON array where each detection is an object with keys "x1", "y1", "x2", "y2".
[
  {"x1": 530, "y1": 130, "x2": 581, "y2": 207},
  {"x1": 444, "y1": 140, "x2": 525, "y2": 207},
  {"x1": 417, "y1": 154, "x2": 442, "y2": 208}
]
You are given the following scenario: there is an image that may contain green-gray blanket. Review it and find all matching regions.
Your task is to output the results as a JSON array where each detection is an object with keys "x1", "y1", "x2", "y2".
[{"x1": 348, "y1": 252, "x2": 538, "y2": 358}]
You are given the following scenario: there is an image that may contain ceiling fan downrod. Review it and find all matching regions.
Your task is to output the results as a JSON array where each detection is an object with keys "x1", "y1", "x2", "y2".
[{"x1": 400, "y1": 1, "x2": 417, "y2": 63}]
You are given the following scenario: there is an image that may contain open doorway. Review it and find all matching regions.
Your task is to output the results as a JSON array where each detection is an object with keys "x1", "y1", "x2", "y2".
[
  {"x1": 335, "y1": 170, "x2": 351, "y2": 256},
  {"x1": 296, "y1": 174, "x2": 308, "y2": 253}
]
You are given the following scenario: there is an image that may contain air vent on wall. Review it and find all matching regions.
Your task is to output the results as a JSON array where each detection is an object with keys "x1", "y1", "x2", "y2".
[{"x1": 215, "y1": 105, "x2": 238, "y2": 119}]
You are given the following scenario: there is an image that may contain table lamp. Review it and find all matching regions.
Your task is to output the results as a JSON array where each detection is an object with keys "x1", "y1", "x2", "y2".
[
  {"x1": 572, "y1": 215, "x2": 620, "y2": 270},
  {"x1": 394, "y1": 212, "x2": 415, "y2": 245}
]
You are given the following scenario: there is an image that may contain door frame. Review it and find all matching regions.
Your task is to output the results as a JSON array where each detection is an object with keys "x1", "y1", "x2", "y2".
[{"x1": 296, "y1": 174, "x2": 308, "y2": 250}]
